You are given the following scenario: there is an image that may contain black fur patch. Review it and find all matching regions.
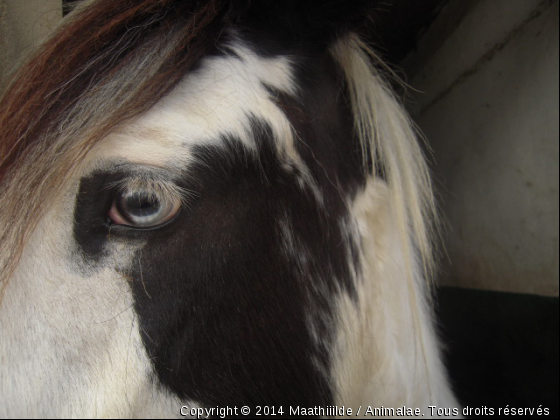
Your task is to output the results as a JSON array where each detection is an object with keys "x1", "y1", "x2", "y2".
[
  {"x1": 126, "y1": 120, "x2": 358, "y2": 410},
  {"x1": 73, "y1": 122, "x2": 364, "y2": 412},
  {"x1": 265, "y1": 51, "x2": 374, "y2": 195},
  {"x1": 72, "y1": 2, "x2": 375, "y2": 413},
  {"x1": 228, "y1": 0, "x2": 376, "y2": 55}
]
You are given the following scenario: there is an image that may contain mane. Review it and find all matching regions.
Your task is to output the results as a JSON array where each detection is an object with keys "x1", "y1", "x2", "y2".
[
  {"x1": 0, "y1": 0, "x2": 234, "y2": 294},
  {"x1": 333, "y1": 36, "x2": 437, "y2": 278},
  {"x1": 331, "y1": 36, "x2": 440, "y2": 398},
  {"x1": 0, "y1": 1, "x2": 437, "y2": 307}
]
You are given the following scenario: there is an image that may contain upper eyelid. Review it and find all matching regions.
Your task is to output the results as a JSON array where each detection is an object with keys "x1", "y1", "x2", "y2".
[
  {"x1": 100, "y1": 161, "x2": 180, "y2": 179},
  {"x1": 98, "y1": 163, "x2": 197, "y2": 205},
  {"x1": 111, "y1": 179, "x2": 195, "y2": 206}
]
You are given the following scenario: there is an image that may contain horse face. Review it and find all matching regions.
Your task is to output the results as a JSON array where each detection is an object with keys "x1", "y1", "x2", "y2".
[
  {"x1": 0, "y1": 39, "x2": 367, "y2": 416},
  {"x1": 1, "y1": 1, "x2": 463, "y2": 415}
]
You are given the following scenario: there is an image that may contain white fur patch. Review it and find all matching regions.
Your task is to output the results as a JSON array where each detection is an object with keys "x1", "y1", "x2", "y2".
[
  {"x1": 88, "y1": 40, "x2": 321, "y2": 200},
  {"x1": 0, "y1": 179, "x2": 187, "y2": 417},
  {"x1": 91, "y1": 43, "x2": 297, "y2": 168}
]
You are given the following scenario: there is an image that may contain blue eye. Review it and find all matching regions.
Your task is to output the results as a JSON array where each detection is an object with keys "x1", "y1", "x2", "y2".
[{"x1": 109, "y1": 189, "x2": 180, "y2": 228}]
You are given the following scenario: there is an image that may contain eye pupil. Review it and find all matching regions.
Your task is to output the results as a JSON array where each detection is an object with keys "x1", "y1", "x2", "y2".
[{"x1": 123, "y1": 193, "x2": 160, "y2": 214}]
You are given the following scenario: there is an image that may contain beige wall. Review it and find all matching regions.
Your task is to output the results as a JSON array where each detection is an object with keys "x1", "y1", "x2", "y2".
[
  {"x1": 405, "y1": 0, "x2": 559, "y2": 296},
  {"x1": 0, "y1": 0, "x2": 62, "y2": 89}
]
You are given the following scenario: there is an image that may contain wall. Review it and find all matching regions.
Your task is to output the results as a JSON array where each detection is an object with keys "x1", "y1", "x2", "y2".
[
  {"x1": 404, "y1": 0, "x2": 559, "y2": 296},
  {"x1": 0, "y1": 0, "x2": 62, "y2": 89}
]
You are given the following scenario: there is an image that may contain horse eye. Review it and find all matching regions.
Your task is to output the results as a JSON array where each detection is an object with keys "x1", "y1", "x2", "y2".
[{"x1": 108, "y1": 189, "x2": 180, "y2": 228}]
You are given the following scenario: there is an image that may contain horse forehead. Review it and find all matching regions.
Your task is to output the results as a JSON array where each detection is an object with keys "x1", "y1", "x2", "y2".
[{"x1": 93, "y1": 45, "x2": 296, "y2": 167}]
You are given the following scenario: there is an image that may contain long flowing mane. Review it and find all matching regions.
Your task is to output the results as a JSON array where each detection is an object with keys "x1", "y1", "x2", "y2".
[{"x1": 0, "y1": 0, "x2": 233, "y2": 291}]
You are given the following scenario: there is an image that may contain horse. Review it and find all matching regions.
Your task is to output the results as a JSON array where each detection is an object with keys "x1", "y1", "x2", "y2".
[{"x1": 0, "y1": 0, "x2": 461, "y2": 417}]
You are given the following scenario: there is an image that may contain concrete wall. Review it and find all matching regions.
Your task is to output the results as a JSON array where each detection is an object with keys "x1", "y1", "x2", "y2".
[
  {"x1": 0, "y1": 0, "x2": 62, "y2": 89},
  {"x1": 405, "y1": 0, "x2": 559, "y2": 296}
]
